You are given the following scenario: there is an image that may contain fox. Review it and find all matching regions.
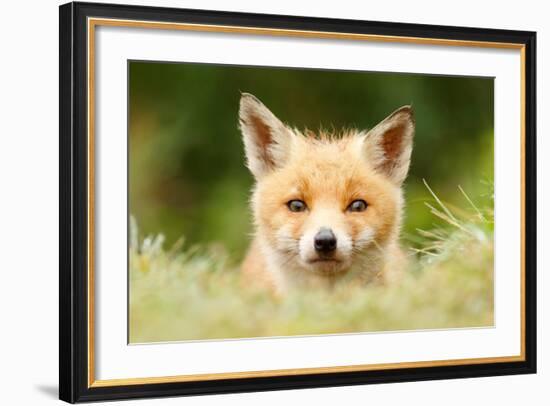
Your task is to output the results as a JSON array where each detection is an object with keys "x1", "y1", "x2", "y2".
[{"x1": 238, "y1": 93, "x2": 414, "y2": 293}]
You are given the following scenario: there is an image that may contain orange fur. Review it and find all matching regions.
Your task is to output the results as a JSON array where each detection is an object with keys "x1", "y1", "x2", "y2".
[{"x1": 239, "y1": 93, "x2": 414, "y2": 294}]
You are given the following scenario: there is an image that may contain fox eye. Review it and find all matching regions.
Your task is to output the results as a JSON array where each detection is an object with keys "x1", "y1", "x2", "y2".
[
  {"x1": 287, "y1": 200, "x2": 307, "y2": 212},
  {"x1": 347, "y1": 199, "x2": 368, "y2": 212}
]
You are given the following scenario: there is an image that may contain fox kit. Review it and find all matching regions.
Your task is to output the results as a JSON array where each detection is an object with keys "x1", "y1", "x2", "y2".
[{"x1": 239, "y1": 93, "x2": 414, "y2": 293}]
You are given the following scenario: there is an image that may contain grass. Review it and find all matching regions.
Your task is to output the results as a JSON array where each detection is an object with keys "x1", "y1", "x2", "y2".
[{"x1": 129, "y1": 185, "x2": 494, "y2": 343}]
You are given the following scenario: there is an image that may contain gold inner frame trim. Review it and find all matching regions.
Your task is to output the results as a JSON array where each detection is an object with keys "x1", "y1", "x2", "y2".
[
  {"x1": 90, "y1": 355, "x2": 524, "y2": 388},
  {"x1": 87, "y1": 17, "x2": 527, "y2": 388}
]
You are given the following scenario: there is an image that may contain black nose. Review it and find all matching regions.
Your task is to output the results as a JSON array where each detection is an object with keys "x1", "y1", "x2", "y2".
[{"x1": 314, "y1": 228, "x2": 337, "y2": 253}]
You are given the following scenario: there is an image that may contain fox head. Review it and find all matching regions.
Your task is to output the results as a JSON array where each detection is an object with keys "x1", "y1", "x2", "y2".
[{"x1": 239, "y1": 93, "x2": 414, "y2": 278}]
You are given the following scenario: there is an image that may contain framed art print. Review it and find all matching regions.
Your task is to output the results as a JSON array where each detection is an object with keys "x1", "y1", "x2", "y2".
[{"x1": 59, "y1": 2, "x2": 537, "y2": 403}]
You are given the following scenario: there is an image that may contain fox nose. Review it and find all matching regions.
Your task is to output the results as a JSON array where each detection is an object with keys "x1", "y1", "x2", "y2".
[{"x1": 314, "y1": 228, "x2": 337, "y2": 254}]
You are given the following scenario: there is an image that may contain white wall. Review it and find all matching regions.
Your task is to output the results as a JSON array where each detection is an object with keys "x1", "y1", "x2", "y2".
[{"x1": 0, "y1": 0, "x2": 545, "y2": 405}]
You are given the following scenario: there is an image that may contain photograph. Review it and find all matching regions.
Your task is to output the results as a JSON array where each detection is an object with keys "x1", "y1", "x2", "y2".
[
  {"x1": 128, "y1": 61, "x2": 495, "y2": 343},
  {"x1": 57, "y1": 2, "x2": 536, "y2": 402},
  {"x1": 0, "y1": 0, "x2": 544, "y2": 402}
]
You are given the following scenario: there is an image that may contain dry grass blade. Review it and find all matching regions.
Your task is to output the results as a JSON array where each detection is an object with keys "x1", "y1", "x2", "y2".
[{"x1": 422, "y1": 179, "x2": 458, "y2": 223}]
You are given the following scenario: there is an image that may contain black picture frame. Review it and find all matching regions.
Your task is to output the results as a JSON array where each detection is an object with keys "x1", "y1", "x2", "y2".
[{"x1": 59, "y1": 1, "x2": 537, "y2": 403}]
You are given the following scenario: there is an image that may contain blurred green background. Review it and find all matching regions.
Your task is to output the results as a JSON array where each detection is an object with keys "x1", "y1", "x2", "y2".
[{"x1": 129, "y1": 61, "x2": 493, "y2": 262}]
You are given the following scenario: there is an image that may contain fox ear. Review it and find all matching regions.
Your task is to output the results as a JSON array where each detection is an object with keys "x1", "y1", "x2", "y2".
[
  {"x1": 362, "y1": 106, "x2": 415, "y2": 185},
  {"x1": 239, "y1": 93, "x2": 293, "y2": 179}
]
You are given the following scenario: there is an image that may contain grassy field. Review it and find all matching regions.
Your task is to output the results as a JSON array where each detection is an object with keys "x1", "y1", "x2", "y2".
[{"x1": 129, "y1": 185, "x2": 494, "y2": 343}]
